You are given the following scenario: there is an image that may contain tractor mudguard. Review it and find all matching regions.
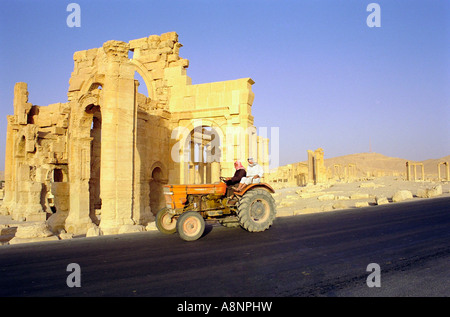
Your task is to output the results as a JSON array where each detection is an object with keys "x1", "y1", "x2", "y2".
[{"x1": 233, "y1": 183, "x2": 275, "y2": 196}]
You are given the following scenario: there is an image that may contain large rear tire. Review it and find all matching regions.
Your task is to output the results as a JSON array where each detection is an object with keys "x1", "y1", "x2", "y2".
[
  {"x1": 237, "y1": 189, "x2": 276, "y2": 232},
  {"x1": 156, "y1": 208, "x2": 177, "y2": 234},
  {"x1": 177, "y1": 211, "x2": 205, "y2": 241}
]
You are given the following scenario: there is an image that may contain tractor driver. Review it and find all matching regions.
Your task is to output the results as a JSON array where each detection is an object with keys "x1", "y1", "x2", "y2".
[
  {"x1": 235, "y1": 157, "x2": 264, "y2": 192},
  {"x1": 224, "y1": 160, "x2": 247, "y2": 186}
]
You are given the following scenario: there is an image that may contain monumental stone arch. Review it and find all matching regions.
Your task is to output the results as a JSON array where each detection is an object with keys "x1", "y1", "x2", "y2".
[{"x1": 2, "y1": 32, "x2": 269, "y2": 236}]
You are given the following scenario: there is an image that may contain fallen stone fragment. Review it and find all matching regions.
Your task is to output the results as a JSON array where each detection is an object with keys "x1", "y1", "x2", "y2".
[
  {"x1": 317, "y1": 194, "x2": 335, "y2": 201},
  {"x1": 86, "y1": 225, "x2": 101, "y2": 237},
  {"x1": 392, "y1": 190, "x2": 413, "y2": 202},
  {"x1": 417, "y1": 185, "x2": 442, "y2": 198},
  {"x1": 146, "y1": 222, "x2": 157, "y2": 231},
  {"x1": 375, "y1": 196, "x2": 389, "y2": 205},
  {"x1": 332, "y1": 202, "x2": 348, "y2": 210},
  {"x1": 15, "y1": 222, "x2": 54, "y2": 239}
]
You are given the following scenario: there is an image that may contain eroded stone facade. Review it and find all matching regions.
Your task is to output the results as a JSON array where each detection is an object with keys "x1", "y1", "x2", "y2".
[{"x1": 2, "y1": 32, "x2": 269, "y2": 235}]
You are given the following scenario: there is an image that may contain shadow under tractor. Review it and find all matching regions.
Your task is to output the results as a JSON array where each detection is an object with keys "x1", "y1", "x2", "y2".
[{"x1": 156, "y1": 177, "x2": 276, "y2": 241}]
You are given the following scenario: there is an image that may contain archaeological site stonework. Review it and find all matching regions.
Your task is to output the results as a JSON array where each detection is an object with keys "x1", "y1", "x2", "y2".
[
  {"x1": 265, "y1": 148, "x2": 328, "y2": 186},
  {"x1": 1, "y1": 32, "x2": 269, "y2": 236}
]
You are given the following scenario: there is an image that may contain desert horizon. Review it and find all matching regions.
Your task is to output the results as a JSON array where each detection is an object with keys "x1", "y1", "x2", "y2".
[
  {"x1": 1, "y1": 151, "x2": 450, "y2": 183},
  {"x1": 274, "y1": 151, "x2": 450, "y2": 177}
]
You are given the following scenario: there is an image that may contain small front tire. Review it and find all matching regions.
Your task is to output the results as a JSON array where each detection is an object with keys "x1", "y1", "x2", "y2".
[{"x1": 156, "y1": 208, "x2": 177, "y2": 234}]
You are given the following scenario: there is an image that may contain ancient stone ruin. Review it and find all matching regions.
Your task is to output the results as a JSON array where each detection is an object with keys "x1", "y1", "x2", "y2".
[
  {"x1": 1, "y1": 32, "x2": 269, "y2": 236},
  {"x1": 266, "y1": 148, "x2": 328, "y2": 186}
]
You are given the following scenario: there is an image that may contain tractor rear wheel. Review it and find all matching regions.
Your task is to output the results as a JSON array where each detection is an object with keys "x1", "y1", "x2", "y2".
[
  {"x1": 177, "y1": 211, "x2": 205, "y2": 241},
  {"x1": 156, "y1": 208, "x2": 177, "y2": 234},
  {"x1": 237, "y1": 189, "x2": 276, "y2": 232}
]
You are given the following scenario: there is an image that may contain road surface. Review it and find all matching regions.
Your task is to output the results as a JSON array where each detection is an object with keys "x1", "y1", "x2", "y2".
[{"x1": 0, "y1": 197, "x2": 449, "y2": 297}]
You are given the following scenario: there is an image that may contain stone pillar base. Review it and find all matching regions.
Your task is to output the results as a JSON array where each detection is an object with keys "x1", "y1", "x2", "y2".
[
  {"x1": 64, "y1": 218, "x2": 94, "y2": 236},
  {"x1": 100, "y1": 218, "x2": 135, "y2": 236}
]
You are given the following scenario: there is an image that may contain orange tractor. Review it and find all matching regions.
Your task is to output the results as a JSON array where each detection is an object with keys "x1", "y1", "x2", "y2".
[{"x1": 156, "y1": 178, "x2": 276, "y2": 241}]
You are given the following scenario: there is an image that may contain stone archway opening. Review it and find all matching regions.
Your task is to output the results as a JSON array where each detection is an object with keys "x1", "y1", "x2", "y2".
[
  {"x1": 149, "y1": 166, "x2": 165, "y2": 216},
  {"x1": 185, "y1": 126, "x2": 221, "y2": 184}
]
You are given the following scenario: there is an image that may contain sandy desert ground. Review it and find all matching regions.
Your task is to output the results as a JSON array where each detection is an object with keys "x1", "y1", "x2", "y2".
[{"x1": 273, "y1": 176, "x2": 450, "y2": 217}]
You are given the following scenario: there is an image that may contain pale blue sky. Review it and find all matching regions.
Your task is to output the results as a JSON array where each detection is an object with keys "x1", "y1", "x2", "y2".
[{"x1": 0, "y1": 0, "x2": 448, "y2": 170}]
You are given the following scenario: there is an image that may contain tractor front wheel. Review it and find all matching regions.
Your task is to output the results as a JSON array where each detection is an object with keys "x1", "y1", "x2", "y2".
[
  {"x1": 177, "y1": 211, "x2": 205, "y2": 241},
  {"x1": 156, "y1": 208, "x2": 177, "y2": 234},
  {"x1": 237, "y1": 189, "x2": 276, "y2": 232}
]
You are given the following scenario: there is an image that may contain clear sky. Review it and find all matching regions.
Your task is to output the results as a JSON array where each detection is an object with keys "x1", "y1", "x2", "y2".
[{"x1": 0, "y1": 0, "x2": 448, "y2": 170}]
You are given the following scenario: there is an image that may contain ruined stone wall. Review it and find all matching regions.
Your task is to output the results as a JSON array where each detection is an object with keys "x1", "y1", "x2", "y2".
[
  {"x1": 266, "y1": 162, "x2": 309, "y2": 186},
  {"x1": 2, "y1": 83, "x2": 70, "y2": 222},
  {"x1": 266, "y1": 148, "x2": 327, "y2": 187},
  {"x1": 2, "y1": 32, "x2": 268, "y2": 236}
]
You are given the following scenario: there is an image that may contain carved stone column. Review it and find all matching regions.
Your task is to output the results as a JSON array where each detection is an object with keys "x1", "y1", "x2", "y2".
[{"x1": 99, "y1": 41, "x2": 137, "y2": 235}]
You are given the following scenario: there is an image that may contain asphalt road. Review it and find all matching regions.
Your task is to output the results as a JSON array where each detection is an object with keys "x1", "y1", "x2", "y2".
[{"x1": 0, "y1": 197, "x2": 449, "y2": 297}]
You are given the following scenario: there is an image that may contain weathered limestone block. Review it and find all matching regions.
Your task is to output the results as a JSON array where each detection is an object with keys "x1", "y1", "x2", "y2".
[
  {"x1": 0, "y1": 224, "x2": 16, "y2": 236},
  {"x1": 86, "y1": 227, "x2": 101, "y2": 237},
  {"x1": 417, "y1": 185, "x2": 442, "y2": 198},
  {"x1": 14, "y1": 222, "x2": 54, "y2": 239},
  {"x1": 26, "y1": 182, "x2": 45, "y2": 216},
  {"x1": 168, "y1": 58, "x2": 189, "y2": 69},
  {"x1": 14, "y1": 82, "x2": 33, "y2": 124},
  {"x1": 65, "y1": 180, "x2": 92, "y2": 235},
  {"x1": 145, "y1": 222, "x2": 157, "y2": 231},
  {"x1": 138, "y1": 53, "x2": 161, "y2": 64},
  {"x1": 392, "y1": 190, "x2": 413, "y2": 202},
  {"x1": 375, "y1": 196, "x2": 389, "y2": 205},
  {"x1": 129, "y1": 38, "x2": 147, "y2": 51},
  {"x1": 10, "y1": 180, "x2": 45, "y2": 222},
  {"x1": 86, "y1": 48, "x2": 98, "y2": 60},
  {"x1": 332, "y1": 201, "x2": 348, "y2": 210},
  {"x1": 103, "y1": 40, "x2": 130, "y2": 62},
  {"x1": 73, "y1": 50, "x2": 87, "y2": 61},
  {"x1": 317, "y1": 194, "x2": 335, "y2": 201},
  {"x1": 168, "y1": 53, "x2": 179, "y2": 63},
  {"x1": 148, "y1": 34, "x2": 161, "y2": 44},
  {"x1": 160, "y1": 31, "x2": 178, "y2": 43}
]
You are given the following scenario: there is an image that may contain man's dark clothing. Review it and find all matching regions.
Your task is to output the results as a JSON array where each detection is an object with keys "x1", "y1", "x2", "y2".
[{"x1": 225, "y1": 169, "x2": 246, "y2": 186}]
